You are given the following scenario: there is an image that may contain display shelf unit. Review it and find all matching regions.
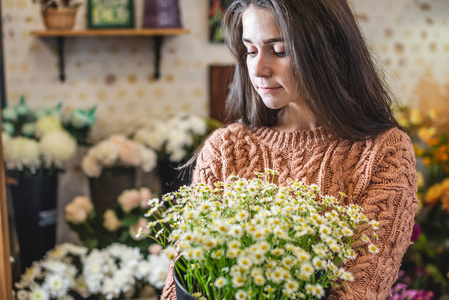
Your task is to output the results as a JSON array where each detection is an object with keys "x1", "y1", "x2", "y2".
[{"x1": 30, "y1": 28, "x2": 189, "y2": 82}]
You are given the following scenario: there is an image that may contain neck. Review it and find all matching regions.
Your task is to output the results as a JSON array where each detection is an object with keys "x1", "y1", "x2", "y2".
[{"x1": 271, "y1": 102, "x2": 317, "y2": 132}]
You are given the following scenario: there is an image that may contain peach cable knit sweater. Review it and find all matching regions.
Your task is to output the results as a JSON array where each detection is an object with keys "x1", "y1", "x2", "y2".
[{"x1": 161, "y1": 123, "x2": 418, "y2": 300}]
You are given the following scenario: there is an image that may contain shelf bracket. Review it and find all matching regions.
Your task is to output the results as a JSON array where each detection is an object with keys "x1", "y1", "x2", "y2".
[
  {"x1": 56, "y1": 36, "x2": 65, "y2": 82},
  {"x1": 153, "y1": 36, "x2": 163, "y2": 80}
]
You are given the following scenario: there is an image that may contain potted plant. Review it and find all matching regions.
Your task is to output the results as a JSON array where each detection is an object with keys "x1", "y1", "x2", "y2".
[
  {"x1": 143, "y1": 170, "x2": 380, "y2": 299},
  {"x1": 33, "y1": 0, "x2": 84, "y2": 30}
]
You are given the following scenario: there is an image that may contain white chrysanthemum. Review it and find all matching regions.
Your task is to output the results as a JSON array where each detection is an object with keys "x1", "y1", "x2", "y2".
[
  {"x1": 42, "y1": 260, "x2": 67, "y2": 274},
  {"x1": 46, "y1": 244, "x2": 68, "y2": 260},
  {"x1": 253, "y1": 274, "x2": 266, "y2": 286},
  {"x1": 312, "y1": 257, "x2": 327, "y2": 270},
  {"x1": 28, "y1": 287, "x2": 49, "y2": 300},
  {"x1": 73, "y1": 275, "x2": 90, "y2": 298},
  {"x1": 39, "y1": 130, "x2": 77, "y2": 168},
  {"x1": 231, "y1": 275, "x2": 246, "y2": 288},
  {"x1": 186, "y1": 115, "x2": 207, "y2": 135},
  {"x1": 271, "y1": 267, "x2": 286, "y2": 284},
  {"x1": 368, "y1": 243, "x2": 379, "y2": 254},
  {"x1": 237, "y1": 256, "x2": 253, "y2": 270},
  {"x1": 16, "y1": 290, "x2": 28, "y2": 300},
  {"x1": 300, "y1": 262, "x2": 314, "y2": 278},
  {"x1": 235, "y1": 289, "x2": 247, "y2": 300},
  {"x1": 4, "y1": 137, "x2": 41, "y2": 171},
  {"x1": 43, "y1": 273, "x2": 70, "y2": 298},
  {"x1": 214, "y1": 277, "x2": 227, "y2": 289},
  {"x1": 2, "y1": 131, "x2": 10, "y2": 146},
  {"x1": 341, "y1": 271, "x2": 354, "y2": 282},
  {"x1": 147, "y1": 253, "x2": 171, "y2": 289},
  {"x1": 35, "y1": 115, "x2": 63, "y2": 137},
  {"x1": 285, "y1": 279, "x2": 299, "y2": 293}
]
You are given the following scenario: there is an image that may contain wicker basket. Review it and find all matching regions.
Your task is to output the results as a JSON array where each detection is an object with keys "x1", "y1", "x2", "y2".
[{"x1": 42, "y1": 7, "x2": 78, "y2": 30}]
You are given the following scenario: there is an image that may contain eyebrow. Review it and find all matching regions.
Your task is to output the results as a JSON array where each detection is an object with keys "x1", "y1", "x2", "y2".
[{"x1": 242, "y1": 37, "x2": 284, "y2": 44}]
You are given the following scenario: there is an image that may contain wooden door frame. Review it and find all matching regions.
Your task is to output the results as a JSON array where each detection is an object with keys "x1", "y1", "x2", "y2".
[
  {"x1": 0, "y1": 116, "x2": 12, "y2": 299},
  {"x1": 0, "y1": 0, "x2": 13, "y2": 297}
]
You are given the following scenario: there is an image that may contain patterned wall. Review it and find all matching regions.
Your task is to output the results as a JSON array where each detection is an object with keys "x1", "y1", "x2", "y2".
[{"x1": 2, "y1": 0, "x2": 449, "y2": 139}]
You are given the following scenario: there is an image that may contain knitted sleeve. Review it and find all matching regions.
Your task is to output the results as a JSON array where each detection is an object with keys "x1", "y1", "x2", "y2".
[
  {"x1": 160, "y1": 132, "x2": 224, "y2": 300},
  {"x1": 330, "y1": 130, "x2": 419, "y2": 299}
]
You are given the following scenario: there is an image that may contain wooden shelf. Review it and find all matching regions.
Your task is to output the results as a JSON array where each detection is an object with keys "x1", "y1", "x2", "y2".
[
  {"x1": 30, "y1": 28, "x2": 189, "y2": 82},
  {"x1": 30, "y1": 28, "x2": 189, "y2": 37}
]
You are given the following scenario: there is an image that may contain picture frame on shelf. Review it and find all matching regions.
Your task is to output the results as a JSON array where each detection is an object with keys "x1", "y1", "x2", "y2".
[{"x1": 87, "y1": 0, "x2": 134, "y2": 29}]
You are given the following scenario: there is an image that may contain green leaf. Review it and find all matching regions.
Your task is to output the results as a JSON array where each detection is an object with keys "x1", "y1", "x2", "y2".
[{"x1": 120, "y1": 214, "x2": 139, "y2": 227}]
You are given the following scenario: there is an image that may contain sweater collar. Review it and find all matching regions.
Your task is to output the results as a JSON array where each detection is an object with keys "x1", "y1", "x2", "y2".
[{"x1": 251, "y1": 125, "x2": 336, "y2": 150}]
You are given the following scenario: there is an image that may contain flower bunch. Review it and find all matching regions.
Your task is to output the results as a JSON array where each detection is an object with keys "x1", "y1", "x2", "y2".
[
  {"x1": 13, "y1": 243, "x2": 89, "y2": 300},
  {"x1": 81, "y1": 134, "x2": 157, "y2": 177},
  {"x1": 143, "y1": 170, "x2": 379, "y2": 299},
  {"x1": 13, "y1": 242, "x2": 171, "y2": 300},
  {"x1": 2, "y1": 128, "x2": 77, "y2": 176},
  {"x1": 423, "y1": 178, "x2": 449, "y2": 214},
  {"x1": 393, "y1": 105, "x2": 437, "y2": 141},
  {"x1": 66, "y1": 187, "x2": 161, "y2": 254},
  {"x1": 82, "y1": 243, "x2": 170, "y2": 299},
  {"x1": 2, "y1": 96, "x2": 97, "y2": 145},
  {"x1": 388, "y1": 282, "x2": 434, "y2": 300},
  {"x1": 134, "y1": 114, "x2": 221, "y2": 163}
]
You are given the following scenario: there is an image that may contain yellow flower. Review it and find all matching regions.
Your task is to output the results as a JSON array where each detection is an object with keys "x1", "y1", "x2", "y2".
[
  {"x1": 428, "y1": 109, "x2": 437, "y2": 120},
  {"x1": 410, "y1": 108, "x2": 422, "y2": 125},
  {"x1": 416, "y1": 172, "x2": 425, "y2": 188},
  {"x1": 424, "y1": 183, "x2": 443, "y2": 206},
  {"x1": 422, "y1": 157, "x2": 431, "y2": 166},
  {"x1": 417, "y1": 127, "x2": 436, "y2": 142}
]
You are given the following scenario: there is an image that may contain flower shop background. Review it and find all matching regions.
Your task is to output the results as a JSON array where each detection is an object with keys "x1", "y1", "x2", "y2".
[{"x1": 1, "y1": 0, "x2": 449, "y2": 299}]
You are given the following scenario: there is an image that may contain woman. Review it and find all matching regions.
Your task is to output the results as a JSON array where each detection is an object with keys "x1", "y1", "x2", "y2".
[{"x1": 162, "y1": 0, "x2": 418, "y2": 299}]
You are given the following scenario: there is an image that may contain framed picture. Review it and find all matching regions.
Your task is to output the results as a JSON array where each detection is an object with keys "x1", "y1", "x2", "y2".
[
  {"x1": 87, "y1": 0, "x2": 134, "y2": 29},
  {"x1": 209, "y1": 0, "x2": 232, "y2": 43}
]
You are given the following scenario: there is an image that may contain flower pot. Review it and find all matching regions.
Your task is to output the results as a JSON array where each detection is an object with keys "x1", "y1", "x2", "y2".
[
  {"x1": 173, "y1": 264, "x2": 331, "y2": 300},
  {"x1": 9, "y1": 171, "x2": 58, "y2": 273},
  {"x1": 173, "y1": 262, "x2": 197, "y2": 300},
  {"x1": 88, "y1": 167, "x2": 136, "y2": 213},
  {"x1": 42, "y1": 7, "x2": 78, "y2": 30},
  {"x1": 143, "y1": 0, "x2": 182, "y2": 28}
]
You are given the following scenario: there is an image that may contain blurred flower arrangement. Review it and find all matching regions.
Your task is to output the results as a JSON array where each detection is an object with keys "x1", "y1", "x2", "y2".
[
  {"x1": 1, "y1": 96, "x2": 98, "y2": 177},
  {"x1": 2, "y1": 95, "x2": 97, "y2": 145},
  {"x1": 143, "y1": 170, "x2": 379, "y2": 299},
  {"x1": 65, "y1": 187, "x2": 162, "y2": 254},
  {"x1": 13, "y1": 242, "x2": 171, "y2": 300},
  {"x1": 81, "y1": 134, "x2": 157, "y2": 178},
  {"x1": 391, "y1": 105, "x2": 449, "y2": 298},
  {"x1": 133, "y1": 114, "x2": 221, "y2": 163}
]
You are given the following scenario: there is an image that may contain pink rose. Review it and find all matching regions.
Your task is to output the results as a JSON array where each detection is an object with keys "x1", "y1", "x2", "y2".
[
  {"x1": 118, "y1": 140, "x2": 142, "y2": 166},
  {"x1": 103, "y1": 209, "x2": 122, "y2": 231},
  {"x1": 65, "y1": 201, "x2": 88, "y2": 224},
  {"x1": 149, "y1": 244, "x2": 163, "y2": 255},
  {"x1": 118, "y1": 189, "x2": 140, "y2": 213},
  {"x1": 72, "y1": 196, "x2": 94, "y2": 215}
]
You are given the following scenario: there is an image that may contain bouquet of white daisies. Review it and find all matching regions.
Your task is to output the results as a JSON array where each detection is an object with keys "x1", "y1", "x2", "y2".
[{"x1": 142, "y1": 170, "x2": 380, "y2": 300}]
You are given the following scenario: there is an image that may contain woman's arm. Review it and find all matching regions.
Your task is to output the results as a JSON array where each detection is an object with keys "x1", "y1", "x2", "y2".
[{"x1": 330, "y1": 131, "x2": 419, "y2": 299}]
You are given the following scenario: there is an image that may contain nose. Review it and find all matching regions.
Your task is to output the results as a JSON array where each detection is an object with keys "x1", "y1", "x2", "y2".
[{"x1": 252, "y1": 53, "x2": 272, "y2": 78}]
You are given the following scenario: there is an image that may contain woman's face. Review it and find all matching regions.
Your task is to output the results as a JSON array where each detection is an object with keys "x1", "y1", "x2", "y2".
[{"x1": 242, "y1": 6, "x2": 302, "y2": 110}]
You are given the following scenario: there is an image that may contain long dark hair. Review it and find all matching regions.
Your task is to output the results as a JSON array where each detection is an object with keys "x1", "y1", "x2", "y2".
[{"x1": 223, "y1": 0, "x2": 400, "y2": 140}]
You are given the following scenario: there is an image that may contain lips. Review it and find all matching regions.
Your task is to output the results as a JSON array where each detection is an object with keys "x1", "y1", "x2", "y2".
[{"x1": 258, "y1": 86, "x2": 281, "y2": 93}]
